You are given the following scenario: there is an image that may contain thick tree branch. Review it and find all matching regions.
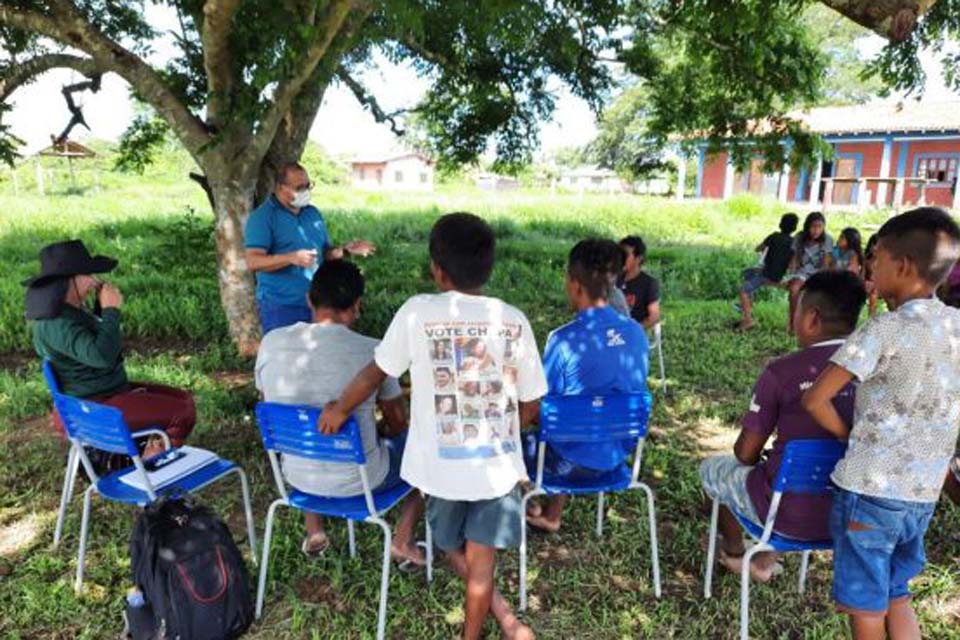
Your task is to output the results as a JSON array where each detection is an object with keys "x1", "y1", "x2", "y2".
[
  {"x1": 200, "y1": 0, "x2": 242, "y2": 128},
  {"x1": 818, "y1": 0, "x2": 938, "y2": 42},
  {"x1": 1, "y1": 1, "x2": 211, "y2": 159},
  {"x1": 245, "y1": 0, "x2": 372, "y2": 170},
  {"x1": 0, "y1": 52, "x2": 99, "y2": 102},
  {"x1": 337, "y1": 68, "x2": 406, "y2": 136}
]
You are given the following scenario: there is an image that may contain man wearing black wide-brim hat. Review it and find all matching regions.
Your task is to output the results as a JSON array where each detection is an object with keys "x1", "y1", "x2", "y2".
[{"x1": 24, "y1": 240, "x2": 195, "y2": 463}]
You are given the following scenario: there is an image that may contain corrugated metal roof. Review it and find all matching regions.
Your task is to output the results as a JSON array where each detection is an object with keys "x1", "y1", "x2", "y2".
[{"x1": 792, "y1": 101, "x2": 960, "y2": 135}]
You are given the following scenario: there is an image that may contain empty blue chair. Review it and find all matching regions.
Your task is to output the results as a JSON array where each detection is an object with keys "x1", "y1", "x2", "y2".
[
  {"x1": 703, "y1": 439, "x2": 846, "y2": 640},
  {"x1": 51, "y1": 389, "x2": 257, "y2": 593},
  {"x1": 254, "y1": 402, "x2": 431, "y2": 640},
  {"x1": 44, "y1": 359, "x2": 172, "y2": 548},
  {"x1": 519, "y1": 392, "x2": 660, "y2": 611}
]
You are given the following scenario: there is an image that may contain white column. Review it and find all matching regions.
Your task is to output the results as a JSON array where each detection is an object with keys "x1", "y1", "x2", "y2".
[
  {"x1": 877, "y1": 137, "x2": 893, "y2": 205},
  {"x1": 953, "y1": 180, "x2": 960, "y2": 212},
  {"x1": 676, "y1": 153, "x2": 686, "y2": 201},
  {"x1": 722, "y1": 155, "x2": 735, "y2": 200},
  {"x1": 778, "y1": 162, "x2": 791, "y2": 203},
  {"x1": 808, "y1": 157, "x2": 822, "y2": 207}
]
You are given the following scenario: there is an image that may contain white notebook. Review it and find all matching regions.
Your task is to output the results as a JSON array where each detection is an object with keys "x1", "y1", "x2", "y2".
[{"x1": 120, "y1": 446, "x2": 218, "y2": 491}]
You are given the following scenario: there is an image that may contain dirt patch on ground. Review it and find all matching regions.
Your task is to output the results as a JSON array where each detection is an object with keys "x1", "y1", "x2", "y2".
[
  {"x1": 294, "y1": 576, "x2": 350, "y2": 613},
  {"x1": 2, "y1": 414, "x2": 59, "y2": 448},
  {"x1": 213, "y1": 371, "x2": 254, "y2": 389}
]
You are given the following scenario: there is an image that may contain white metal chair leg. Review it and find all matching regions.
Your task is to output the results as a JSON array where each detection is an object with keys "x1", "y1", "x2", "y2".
[
  {"x1": 638, "y1": 483, "x2": 662, "y2": 598},
  {"x1": 425, "y1": 520, "x2": 434, "y2": 583},
  {"x1": 372, "y1": 517, "x2": 392, "y2": 640},
  {"x1": 74, "y1": 485, "x2": 95, "y2": 594},
  {"x1": 518, "y1": 489, "x2": 539, "y2": 612},
  {"x1": 704, "y1": 498, "x2": 720, "y2": 598},
  {"x1": 596, "y1": 492, "x2": 605, "y2": 537},
  {"x1": 347, "y1": 520, "x2": 357, "y2": 559},
  {"x1": 256, "y1": 499, "x2": 285, "y2": 619},
  {"x1": 740, "y1": 544, "x2": 765, "y2": 640},
  {"x1": 233, "y1": 467, "x2": 258, "y2": 563},
  {"x1": 658, "y1": 341, "x2": 667, "y2": 396},
  {"x1": 798, "y1": 550, "x2": 811, "y2": 594},
  {"x1": 54, "y1": 446, "x2": 79, "y2": 547}
]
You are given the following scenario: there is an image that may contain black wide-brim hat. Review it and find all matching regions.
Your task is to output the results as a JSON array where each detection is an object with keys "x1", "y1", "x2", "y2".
[{"x1": 21, "y1": 239, "x2": 117, "y2": 287}]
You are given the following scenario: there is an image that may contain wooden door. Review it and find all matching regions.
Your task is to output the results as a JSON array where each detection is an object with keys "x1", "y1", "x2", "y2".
[{"x1": 833, "y1": 157, "x2": 857, "y2": 204}]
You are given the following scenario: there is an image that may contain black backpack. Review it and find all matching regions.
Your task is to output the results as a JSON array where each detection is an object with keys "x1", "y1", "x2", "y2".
[{"x1": 129, "y1": 496, "x2": 254, "y2": 640}]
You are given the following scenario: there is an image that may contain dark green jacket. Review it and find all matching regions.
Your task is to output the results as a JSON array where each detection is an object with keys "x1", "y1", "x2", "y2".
[{"x1": 33, "y1": 306, "x2": 127, "y2": 397}]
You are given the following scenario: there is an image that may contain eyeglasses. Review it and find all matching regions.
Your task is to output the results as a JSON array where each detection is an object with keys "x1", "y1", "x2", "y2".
[{"x1": 285, "y1": 180, "x2": 313, "y2": 191}]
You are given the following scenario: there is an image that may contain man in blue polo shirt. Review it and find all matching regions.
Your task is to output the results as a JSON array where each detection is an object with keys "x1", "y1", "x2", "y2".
[
  {"x1": 245, "y1": 162, "x2": 376, "y2": 334},
  {"x1": 524, "y1": 239, "x2": 651, "y2": 532}
]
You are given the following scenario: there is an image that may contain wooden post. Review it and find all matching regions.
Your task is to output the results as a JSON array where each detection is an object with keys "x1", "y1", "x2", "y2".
[
  {"x1": 823, "y1": 178, "x2": 834, "y2": 212},
  {"x1": 919, "y1": 181, "x2": 927, "y2": 206},
  {"x1": 893, "y1": 178, "x2": 905, "y2": 214},
  {"x1": 35, "y1": 159, "x2": 45, "y2": 196}
]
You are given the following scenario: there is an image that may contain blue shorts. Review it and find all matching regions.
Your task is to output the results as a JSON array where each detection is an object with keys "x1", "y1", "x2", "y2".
[
  {"x1": 257, "y1": 300, "x2": 312, "y2": 334},
  {"x1": 741, "y1": 267, "x2": 773, "y2": 296},
  {"x1": 830, "y1": 488, "x2": 936, "y2": 615},
  {"x1": 427, "y1": 486, "x2": 523, "y2": 552}
]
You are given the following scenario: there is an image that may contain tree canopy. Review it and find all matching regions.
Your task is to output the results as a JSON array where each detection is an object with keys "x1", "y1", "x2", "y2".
[{"x1": 1, "y1": 0, "x2": 956, "y2": 353}]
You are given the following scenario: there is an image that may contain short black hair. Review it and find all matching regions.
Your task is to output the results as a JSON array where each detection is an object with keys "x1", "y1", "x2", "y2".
[
  {"x1": 277, "y1": 161, "x2": 306, "y2": 186},
  {"x1": 799, "y1": 270, "x2": 866, "y2": 333},
  {"x1": 620, "y1": 235, "x2": 647, "y2": 261},
  {"x1": 877, "y1": 207, "x2": 960, "y2": 286},
  {"x1": 568, "y1": 239, "x2": 624, "y2": 300},
  {"x1": 308, "y1": 259, "x2": 364, "y2": 310},
  {"x1": 779, "y1": 213, "x2": 799, "y2": 234},
  {"x1": 429, "y1": 212, "x2": 496, "y2": 289}
]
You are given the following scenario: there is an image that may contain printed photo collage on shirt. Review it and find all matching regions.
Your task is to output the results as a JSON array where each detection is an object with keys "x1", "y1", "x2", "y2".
[{"x1": 429, "y1": 323, "x2": 522, "y2": 451}]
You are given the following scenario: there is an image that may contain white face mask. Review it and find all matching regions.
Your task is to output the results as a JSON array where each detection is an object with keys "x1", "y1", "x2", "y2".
[{"x1": 291, "y1": 188, "x2": 312, "y2": 208}]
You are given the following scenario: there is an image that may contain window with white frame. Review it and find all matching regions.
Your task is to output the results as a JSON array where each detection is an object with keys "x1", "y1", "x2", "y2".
[{"x1": 916, "y1": 156, "x2": 958, "y2": 185}]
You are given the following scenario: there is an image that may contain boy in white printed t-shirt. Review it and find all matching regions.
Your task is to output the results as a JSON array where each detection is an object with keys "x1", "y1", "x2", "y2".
[
  {"x1": 320, "y1": 212, "x2": 547, "y2": 640},
  {"x1": 803, "y1": 207, "x2": 960, "y2": 640}
]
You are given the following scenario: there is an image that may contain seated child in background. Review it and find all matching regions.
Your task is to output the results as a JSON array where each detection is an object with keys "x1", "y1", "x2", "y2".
[
  {"x1": 803, "y1": 207, "x2": 960, "y2": 640},
  {"x1": 701, "y1": 270, "x2": 864, "y2": 580},
  {"x1": 736, "y1": 213, "x2": 799, "y2": 331},
  {"x1": 320, "y1": 212, "x2": 545, "y2": 640},
  {"x1": 524, "y1": 239, "x2": 650, "y2": 532},
  {"x1": 863, "y1": 233, "x2": 880, "y2": 316},
  {"x1": 834, "y1": 227, "x2": 864, "y2": 276},
  {"x1": 255, "y1": 260, "x2": 423, "y2": 562},
  {"x1": 618, "y1": 235, "x2": 661, "y2": 328},
  {"x1": 785, "y1": 211, "x2": 834, "y2": 334}
]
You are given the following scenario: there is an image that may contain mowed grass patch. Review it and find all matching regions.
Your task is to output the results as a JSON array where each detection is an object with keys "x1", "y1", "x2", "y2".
[{"x1": 1, "y1": 173, "x2": 956, "y2": 639}]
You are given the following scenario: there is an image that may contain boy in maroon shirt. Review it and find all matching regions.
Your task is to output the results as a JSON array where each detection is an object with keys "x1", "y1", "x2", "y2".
[{"x1": 700, "y1": 270, "x2": 865, "y2": 580}]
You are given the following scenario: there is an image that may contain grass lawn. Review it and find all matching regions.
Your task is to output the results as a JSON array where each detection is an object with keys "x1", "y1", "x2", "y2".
[{"x1": 1, "y1": 166, "x2": 958, "y2": 639}]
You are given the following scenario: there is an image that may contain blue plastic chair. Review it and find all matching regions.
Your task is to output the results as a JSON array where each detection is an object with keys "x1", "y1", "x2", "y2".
[
  {"x1": 50, "y1": 388, "x2": 257, "y2": 594},
  {"x1": 44, "y1": 359, "x2": 173, "y2": 548},
  {"x1": 703, "y1": 439, "x2": 846, "y2": 640},
  {"x1": 254, "y1": 402, "x2": 431, "y2": 640},
  {"x1": 519, "y1": 392, "x2": 660, "y2": 611}
]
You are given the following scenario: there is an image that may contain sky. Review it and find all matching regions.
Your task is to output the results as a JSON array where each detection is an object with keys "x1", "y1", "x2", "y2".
[{"x1": 4, "y1": 14, "x2": 957, "y2": 159}]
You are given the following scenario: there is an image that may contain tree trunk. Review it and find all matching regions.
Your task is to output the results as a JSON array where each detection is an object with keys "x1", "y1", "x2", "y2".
[
  {"x1": 210, "y1": 177, "x2": 261, "y2": 357},
  {"x1": 818, "y1": 0, "x2": 937, "y2": 41}
]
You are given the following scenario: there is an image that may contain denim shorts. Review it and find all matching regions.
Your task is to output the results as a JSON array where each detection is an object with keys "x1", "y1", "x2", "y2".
[
  {"x1": 740, "y1": 267, "x2": 773, "y2": 296},
  {"x1": 427, "y1": 485, "x2": 522, "y2": 552},
  {"x1": 257, "y1": 300, "x2": 312, "y2": 334},
  {"x1": 699, "y1": 455, "x2": 762, "y2": 526},
  {"x1": 830, "y1": 488, "x2": 936, "y2": 615}
]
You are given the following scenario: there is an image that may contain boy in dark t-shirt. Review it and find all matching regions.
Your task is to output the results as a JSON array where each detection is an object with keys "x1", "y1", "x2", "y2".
[
  {"x1": 701, "y1": 271, "x2": 864, "y2": 581},
  {"x1": 618, "y1": 235, "x2": 661, "y2": 328},
  {"x1": 737, "y1": 213, "x2": 799, "y2": 331}
]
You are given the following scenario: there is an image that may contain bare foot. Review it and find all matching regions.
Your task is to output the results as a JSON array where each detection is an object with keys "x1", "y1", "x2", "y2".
[
  {"x1": 501, "y1": 617, "x2": 535, "y2": 640},
  {"x1": 736, "y1": 320, "x2": 754, "y2": 332},
  {"x1": 142, "y1": 436, "x2": 167, "y2": 460},
  {"x1": 525, "y1": 514, "x2": 560, "y2": 533},
  {"x1": 718, "y1": 549, "x2": 778, "y2": 583},
  {"x1": 301, "y1": 531, "x2": 330, "y2": 557},
  {"x1": 526, "y1": 500, "x2": 543, "y2": 518},
  {"x1": 390, "y1": 542, "x2": 426, "y2": 567}
]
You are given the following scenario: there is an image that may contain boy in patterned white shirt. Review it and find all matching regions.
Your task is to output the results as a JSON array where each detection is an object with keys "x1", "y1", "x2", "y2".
[{"x1": 803, "y1": 207, "x2": 960, "y2": 640}]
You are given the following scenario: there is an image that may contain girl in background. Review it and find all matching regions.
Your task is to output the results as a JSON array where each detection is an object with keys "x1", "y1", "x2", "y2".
[{"x1": 833, "y1": 227, "x2": 864, "y2": 276}]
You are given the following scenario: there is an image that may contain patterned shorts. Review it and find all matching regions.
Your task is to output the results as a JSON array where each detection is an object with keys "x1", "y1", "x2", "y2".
[{"x1": 699, "y1": 455, "x2": 762, "y2": 526}]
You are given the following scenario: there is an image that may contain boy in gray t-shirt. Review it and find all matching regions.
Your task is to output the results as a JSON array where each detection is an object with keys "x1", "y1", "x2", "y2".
[{"x1": 255, "y1": 260, "x2": 424, "y2": 563}]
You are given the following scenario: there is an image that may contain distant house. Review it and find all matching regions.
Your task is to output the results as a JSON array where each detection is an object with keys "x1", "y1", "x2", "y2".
[
  {"x1": 558, "y1": 166, "x2": 629, "y2": 193},
  {"x1": 350, "y1": 152, "x2": 434, "y2": 192},
  {"x1": 475, "y1": 172, "x2": 521, "y2": 191},
  {"x1": 695, "y1": 101, "x2": 960, "y2": 211}
]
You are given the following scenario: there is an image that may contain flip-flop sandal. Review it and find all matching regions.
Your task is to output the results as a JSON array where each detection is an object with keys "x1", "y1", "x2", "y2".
[
  {"x1": 392, "y1": 542, "x2": 428, "y2": 573},
  {"x1": 301, "y1": 533, "x2": 330, "y2": 557}
]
